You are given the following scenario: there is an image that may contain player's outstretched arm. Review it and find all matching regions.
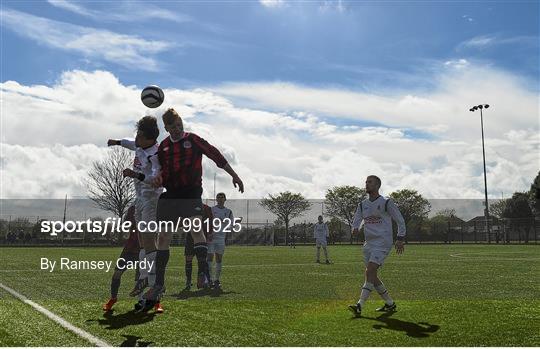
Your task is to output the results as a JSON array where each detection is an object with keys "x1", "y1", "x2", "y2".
[
  {"x1": 108, "y1": 138, "x2": 136, "y2": 150},
  {"x1": 191, "y1": 134, "x2": 244, "y2": 193},
  {"x1": 223, "y1": 163, "x2": 244, "y2": 193}
]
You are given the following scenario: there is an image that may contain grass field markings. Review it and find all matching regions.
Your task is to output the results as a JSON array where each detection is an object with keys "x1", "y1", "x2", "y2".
[
  {"x1": 450, "y1": 252, "x2": 540, "y2": 261},
  {"x1": 0, "y1": 281, "x2": 111, "y2": 347}
]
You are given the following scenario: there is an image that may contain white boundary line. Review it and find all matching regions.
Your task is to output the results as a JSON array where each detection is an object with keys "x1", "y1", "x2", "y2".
[
  {"x1": 0, "y1": 282, "x2": 111, "y2": 347},
  {"x1": 449, "y1": 252, "x2": 540, "y2": 261}
]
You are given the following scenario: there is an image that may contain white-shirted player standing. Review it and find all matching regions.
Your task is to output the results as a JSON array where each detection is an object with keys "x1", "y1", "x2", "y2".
[
  {"x1": 208, "y1": 192, "x2": 234, "y2": 289},
  {"x1": 348, "y1": 175, "x2": 406, "y2": 317},
  {"x1": 313, "y1": 215, "x2": 331, "y2": 264}
]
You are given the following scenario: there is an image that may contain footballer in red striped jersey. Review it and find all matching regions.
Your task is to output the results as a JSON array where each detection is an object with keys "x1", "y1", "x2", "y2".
[{"x1": 141, "y1": 108, "x2": 244, "y2": 311}]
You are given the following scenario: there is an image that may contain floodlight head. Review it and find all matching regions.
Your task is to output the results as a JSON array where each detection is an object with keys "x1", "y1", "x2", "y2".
[
  {"x1": 469, "y1": 108, "x2": 474, "y2": 112},
  {"x1": 484, "y1": 104, "x2": 490, "y2": 109},
  {"x1": 478, "y1": 105, "x2": 483, "y2": 109},
  {"x1": 472, "y1": 106, "x2": 478, "y2": 111}
]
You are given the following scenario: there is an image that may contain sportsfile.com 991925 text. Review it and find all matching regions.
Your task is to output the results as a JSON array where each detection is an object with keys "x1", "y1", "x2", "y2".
[{"x1": 40, "y1": 217, "x2": 242, "y2": 236}]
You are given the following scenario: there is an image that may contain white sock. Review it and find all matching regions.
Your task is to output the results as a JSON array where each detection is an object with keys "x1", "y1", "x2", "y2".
[
  {"x1": 138, "y1": 249, "x2": 148, "y2": 279},
  {"x1": 358, "y1": 282, "x2": 374, "y2": 307},
  {"x1": 374, "y1": 283, "x2": 394, "y2": 305},
  {"x1": 215, "y1": 262, "x2": 222, "y2": 281},
  {"x1": 145, "y1": 250, "x2": 157, "y2": 287}
]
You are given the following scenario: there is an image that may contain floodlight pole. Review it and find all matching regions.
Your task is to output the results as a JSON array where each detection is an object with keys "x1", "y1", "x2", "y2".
[{"x1": 470, "y1": 104, "x2": 491, "y2": 242}]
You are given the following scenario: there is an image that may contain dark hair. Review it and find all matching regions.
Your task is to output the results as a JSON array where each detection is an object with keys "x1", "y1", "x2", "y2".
[
  {"x1": 318, "y1": 215, "x2": 323, "y2": 219},
  {"x1": 136, "y1": 115, "x2": 159, "y2": 140},
  {"x1": 367, "y1": 175, "x2": 381, "y2": 187},
  {"x1": 217, "y1": 192, "x2": 226, "y2": 199}
]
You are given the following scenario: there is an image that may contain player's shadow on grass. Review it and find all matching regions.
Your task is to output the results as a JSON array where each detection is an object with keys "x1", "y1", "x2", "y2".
[
  {"x1": 119, "y1": 334, "x2": 153, "y2": 347},
  {"x1": 361, "y1": 312, "x2": 440, "y2": 338},
  {"x1": 86, "y1": 309, "x2": 156, "y2": 330},
  {"x1": 170, "y1": 288, "x2": 238, "y2": 300}
]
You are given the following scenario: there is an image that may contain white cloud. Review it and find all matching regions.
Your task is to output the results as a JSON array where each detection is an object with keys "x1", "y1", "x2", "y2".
[
  {"x1": 460, "y1": 35, "x2": 496, "y2": 49},
  {"x1": 444, "y1": 58, "x2": 470, "y2": 69},
  {"x1": 1, "y1": 9, "x2": 172, "y2": 71},
  {"x1": 47, "y1": 0, "x2": 192, "y2": 23},
  {"x1": 259, "y1": 0, "x2": 286, "y2": 8},
  {"x1": 458, "y1": 34, "x2": 539, "y2": 51},
  {"x1": 319, "y1": 0, "x2": 346, "y2": 13},
  {"x1": 0, "y1": 143, "x2": 108, "y2": 198},
  {"x1": 210, "y1": 63, "x2": 538, "y2": 142},
  {"x1": 1, "y1": 68, "x2": 538, "y2": 200}
]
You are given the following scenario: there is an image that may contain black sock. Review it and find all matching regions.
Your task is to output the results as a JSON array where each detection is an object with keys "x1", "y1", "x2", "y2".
[
  {"x1": 194, "y1": 243, "x2": 208, "y2": 276},
  {"x1": 111, "y1": 277, "x2": 121, "y2": 298},
  {"x1": 154, "y1": 249, "x2": 170, "y2": 287},
  {"x1": 185, "y1": 260, "x2": 193, "y2": 284}
]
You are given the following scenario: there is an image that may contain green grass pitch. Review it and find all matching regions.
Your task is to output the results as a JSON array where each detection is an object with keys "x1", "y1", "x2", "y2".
[{"x1": 0, "y1": 244, "x2": 539, "y2": 346}]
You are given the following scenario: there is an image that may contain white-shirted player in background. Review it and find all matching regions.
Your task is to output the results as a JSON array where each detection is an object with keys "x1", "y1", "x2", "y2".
[
  {"x1": 107, "y1": 115, "x2": 164, "y2": 313},
  {"x1": 208, "y1": 192, "x2": 234, "y2": 289},
  {"x1": 348, "y1": 175, "x2": 406, "y2": 318},
  {"x1": 313, "y1": 215, "x2": 331, "y2": 264}
]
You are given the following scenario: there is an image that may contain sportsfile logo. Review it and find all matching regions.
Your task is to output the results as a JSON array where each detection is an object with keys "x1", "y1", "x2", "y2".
[{"x1": 40, "y1": 217, "x2": 243, "y2": 236}]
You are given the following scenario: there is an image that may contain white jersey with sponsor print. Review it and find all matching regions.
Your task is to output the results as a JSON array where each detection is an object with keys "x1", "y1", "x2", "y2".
[
  {"x1": 211, "y1": 205, "x2": 234, "y2": 242},
  {"x1": 313, "y1": 222, "x2": 329, "y2": 241},
  {"x1": 120, "y1": 139, "x2": 162, "y2": 195},
  {"x1": 352, "y1": 195, "x2": 406, "y2": 249}
]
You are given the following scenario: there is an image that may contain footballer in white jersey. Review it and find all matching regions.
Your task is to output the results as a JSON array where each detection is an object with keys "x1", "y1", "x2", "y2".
[
  {"x1": 313, "y1": 215, "x2": 331, "y2": 264},
  {"x1": 348, "y1": 175, "x2": 406, "y2": 318},
  {"x1": 106, "y1": 116, "x2": 163, "y2": 313},
  {"x1": 208, "y1": 192, "x2": 234, "y2": 289}
]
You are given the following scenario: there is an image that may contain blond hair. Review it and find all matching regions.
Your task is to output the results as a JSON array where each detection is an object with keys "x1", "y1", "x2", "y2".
[{"x1": 162, "y1": 108, "x2": 182, "y2": 125}]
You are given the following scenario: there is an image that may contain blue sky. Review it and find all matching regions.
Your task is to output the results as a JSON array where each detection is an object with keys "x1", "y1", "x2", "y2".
[
  {"x1": 2, "y1": 1, "x2": 539, "y2": 91},
  {"x1": 1, "y1": 1, "x2": 539, "y2": 200}
]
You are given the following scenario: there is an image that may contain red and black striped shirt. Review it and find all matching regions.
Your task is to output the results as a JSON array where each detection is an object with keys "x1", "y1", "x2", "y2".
[{"x1": 158, "y1": 132, "x2": 228, "y2": 191}]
